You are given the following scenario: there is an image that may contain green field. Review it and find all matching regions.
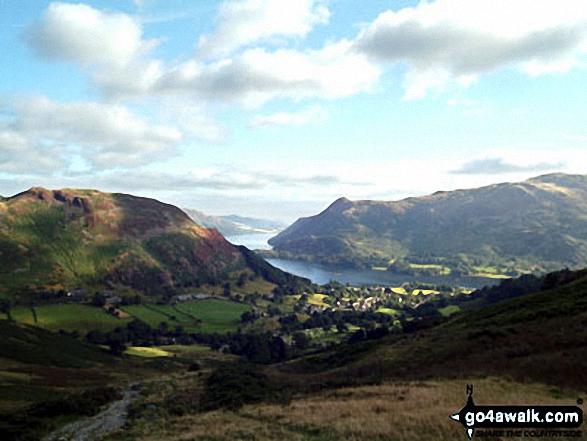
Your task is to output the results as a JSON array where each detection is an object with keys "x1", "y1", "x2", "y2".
[
  {"x1": 175, "y1": 299, "x2": 252, "y2": 333},
  {"x1": 412, "y1": 289, "x2": 440, "y2": 295},
  {"x1": 307, "y1": 293, "x2": 331, "y2": 307},
  {"x1": 122, "y1": 299, "x2": 252, "y2": 333},
  {"x1": 472, "y1": 265, "x2": 512, "y2": 279},
  {"x1": 438, "y1": 305, "x2": 461, "y2": 317},
  {"x1": 409, "y1": 263, "x2": 451, "y2": 274},
  {"x1": 376, "y1": 307, "x2": 399, "y2": 316},
  {"x1": 11, "y1": 304, "x2": 131, "y2": 333},
  {"x1": 124, "y1": 346, "x2": 172, "y2": 357}
]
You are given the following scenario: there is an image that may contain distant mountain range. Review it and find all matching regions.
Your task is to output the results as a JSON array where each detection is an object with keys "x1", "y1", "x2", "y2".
[
  {"x1": 0, "y1": 188, "x2": 291, "y2": 298},
  {"x1": 269, "y1": 173, "x2": 587, "y2": 274},
  {"x1": 183, "y1": 209, "x2": 286, "y2": 236}
]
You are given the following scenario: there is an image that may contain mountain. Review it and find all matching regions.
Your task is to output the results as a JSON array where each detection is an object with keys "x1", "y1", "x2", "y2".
[
  {"x1": 269, "y1": 173, "x2": 587, "y2": 272},
  {"x1": 0, "y1": 188, "x2": 261, "y2": 297},
  {"x1": 183, "y1": 209, "x2": 286, "y2": 236}
]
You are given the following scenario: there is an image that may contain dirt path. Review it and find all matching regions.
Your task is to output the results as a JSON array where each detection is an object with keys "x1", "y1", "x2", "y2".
[{"x1": 41, "y1": 389, "x2": 139, "y2": 441}]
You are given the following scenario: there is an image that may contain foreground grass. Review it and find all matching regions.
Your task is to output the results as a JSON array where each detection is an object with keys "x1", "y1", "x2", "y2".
[{"x1": 104, "y1": 377, "x2": 583, "y2": 441}]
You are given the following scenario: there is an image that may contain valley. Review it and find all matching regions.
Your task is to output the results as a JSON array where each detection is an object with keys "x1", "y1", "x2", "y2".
[{"x1": 1, "y1": 184, "x2": 586, "y2": 440}]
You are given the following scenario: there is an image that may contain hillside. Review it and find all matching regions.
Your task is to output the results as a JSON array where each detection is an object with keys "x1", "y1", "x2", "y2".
[
  {"x1": 275, "y1": 268, "x2": 587, "y2": 391},
  {"x1": 0, "y1": 319, "x2": 113, "y2": 369},
  {"x1": 269, "y1": 173, "x2": 587, "y2": 272},
  {"x1": 183, "y1": 209, "x2": 285, "y2": 236},
  {"x1": 0, "y1": 187, "x2": 250, "y2": 298},
  {"x1": 88, "y1": 268, "x2": 587, "y2": 441}
]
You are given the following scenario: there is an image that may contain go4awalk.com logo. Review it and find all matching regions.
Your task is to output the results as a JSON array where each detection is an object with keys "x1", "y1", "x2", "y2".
[{"x1": 450, "y1": 385, "x2": 583, "y2": 439}]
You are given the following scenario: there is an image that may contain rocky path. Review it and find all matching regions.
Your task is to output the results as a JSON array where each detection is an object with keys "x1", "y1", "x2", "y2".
[{"x1": 41, "y1": 389, "x2": 139, "y2": 441}]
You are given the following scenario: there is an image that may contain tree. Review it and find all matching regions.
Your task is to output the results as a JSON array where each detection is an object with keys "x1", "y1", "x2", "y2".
[
  {"x1": 29, "y1": 302, "x2": 38, "y2": 323},
  {"x1": 91, "y1": 293, "x2": 106, "y2": 307},
  {"x1": 159, "y1": 321, "x2": 169, "y2": 333},
  {"x1": 0, "y1": 299, "x2": 12, "y2": 321},
  {"x1": 292, "y1": 331, "x2": 310, "y2": 350},
  {"x1": 240, "y1": 310, "x2": 256, "y2": 324},
  {"x1": 236, "y1": 273, "x2": 247, "y2": 288}
]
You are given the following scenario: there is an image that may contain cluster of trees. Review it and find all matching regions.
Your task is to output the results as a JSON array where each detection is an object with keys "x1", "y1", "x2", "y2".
[
  {"x1": 83, "y1": 318, "x2": 288, "y2": 363},
  {"x1": 85, "y1": 320, "x2": 170, "y2": 353}
]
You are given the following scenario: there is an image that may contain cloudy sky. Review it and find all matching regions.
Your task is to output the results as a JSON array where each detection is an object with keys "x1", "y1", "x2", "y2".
[{"x1": 1, "y1": 0, "x2": 587, "y2": 222}]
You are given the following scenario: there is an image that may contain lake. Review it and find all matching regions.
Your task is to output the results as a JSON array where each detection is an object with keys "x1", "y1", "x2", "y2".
[
  {"x1": 226, "y1": 234, "x2": 502, "y2": 289},
  {"x1": 226, "y1": 233, "x2": 274, "y2": 250}
]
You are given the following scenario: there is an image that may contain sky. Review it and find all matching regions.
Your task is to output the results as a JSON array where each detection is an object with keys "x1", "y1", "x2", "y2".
[{"x1": 1, "y1": 0, "x2": 587, "y2": 223}]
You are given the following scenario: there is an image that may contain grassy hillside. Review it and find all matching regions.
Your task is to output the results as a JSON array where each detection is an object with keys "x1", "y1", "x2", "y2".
[
  {"x1": 278, "y1": 269, "x2": 587, "y2": 391},
  {"x1": 100, "y1": 270, "x2": 587, "y2": 440},
  {"x1": 108, "y1": 377, "x2": 579, "y2": 441},
  {"x1": 0, "y1": 319, "x2": 113, "y2": 368},
  {"x1": 0, "y1": 187, "x2": 245, "y2": 298},
  {"x1": 269, "y1": 173, "x2": 587, "y2": 273},
  {"x1": 11, "y1": 304, "x2": 132, "y2": 333}
]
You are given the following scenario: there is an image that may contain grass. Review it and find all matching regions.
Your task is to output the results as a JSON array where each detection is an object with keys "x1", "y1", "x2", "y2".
[
  {"x1": 232, "y1": 277, "x2": 277, "y2": 296},
  {"x1": 160, "y1": 344, "x2": 237, "y2": 362},
  {"x1": 104, "y1": 377, "x2": 583, "y2": 441},
  {"x1": 438, "y1": 305, "x2": 461, "y2": 317},
  {"x1": 175, "y1": 299, "x2": 252, "y2": 333},
  {"x1": 411, "y1": 289, "x2": 440, "y2": 295},
  {"x1": 376, "y1": 307, "x2": 399, "y2": 316},
  {"x1": 11, "y1": 304, "x2": 131, "y2": 333},
  {"x1": 472, "y1": 265, "x2": 512, "y2": 279},
  {"x1": 307, "y1": 294, "x2": 331, "y2": 307},
  {"x1": 121, "y1": 305, "x2": 173, "y2": 328},
  {"x1": 409, "y1": 263, "x2": 452, "y2": 275},
  {"x1": 122, "y1": 299, "x2": 251, "y2": 333},
  {"x1": 0, "y1": 319, "x2": 113, "y2": 369},
  {"x1": 125, "y1": 347, "x2": 173, "y2": 357}
]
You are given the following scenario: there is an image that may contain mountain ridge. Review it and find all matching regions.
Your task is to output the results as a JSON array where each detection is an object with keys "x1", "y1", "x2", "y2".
[
  {"x1": 0, "y1": 187, "x2": 248, "y2": 297},
  {"x1": 269, "y1": 173, "x2": 587, "y2": 273}
]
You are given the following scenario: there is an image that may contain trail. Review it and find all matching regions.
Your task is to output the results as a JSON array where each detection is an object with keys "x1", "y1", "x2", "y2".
[{"x1": 41, "y1": 389, "x2": 139, "y2": 441}]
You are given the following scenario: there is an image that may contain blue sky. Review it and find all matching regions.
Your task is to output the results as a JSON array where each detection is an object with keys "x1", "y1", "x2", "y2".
[{"x1": 1, "y1": 0, "x2": 587, "y2": 222}]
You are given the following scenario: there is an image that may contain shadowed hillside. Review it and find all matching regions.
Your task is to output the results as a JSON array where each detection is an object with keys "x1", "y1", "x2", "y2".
[{"x1": 269, "y1": 173, "x2": 587, "y2": 272}]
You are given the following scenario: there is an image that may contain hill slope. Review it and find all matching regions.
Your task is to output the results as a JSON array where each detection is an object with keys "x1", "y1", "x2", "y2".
[
  {"x1": 0, "y1": 188, "x2": 247, "y2": 297},
  {"x1": 269, "y1": 173, "x2": 587, "y2": 272},
  {"x1": 278, "y1": 267, "x2": 587, "y2": 391}
]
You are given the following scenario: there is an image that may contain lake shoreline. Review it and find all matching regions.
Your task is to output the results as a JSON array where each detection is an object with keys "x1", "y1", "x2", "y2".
[{"x1": 226, "y1": 234, "x2": 502, "y2": 289}]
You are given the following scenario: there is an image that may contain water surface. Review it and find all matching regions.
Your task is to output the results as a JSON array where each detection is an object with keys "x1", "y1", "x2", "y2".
[{"x1": 227, "y1": 233, "x2": 501, "y2": 289}]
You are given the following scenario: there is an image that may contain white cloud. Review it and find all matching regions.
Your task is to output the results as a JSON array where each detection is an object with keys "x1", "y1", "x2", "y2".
[
  {"x1": 250, "y1": 105, "x2": 326, "y2": 127},
  {"x1": 9, "y1": 168, "x2": 345, "y2": 195},
  {"x1": 158, "y1": 102, "x2": 228, "y2": 144},
  {"x1": 2, "y1": 95, "x2": 182, "y2": 173},
  {"x1": 26, "y1": 2, "x2": 159, "y2": 67},
  {"x1": 153, "y1": 41, "x2": 380, "y2": 106},
  {"x1": 197, "y1": 0, "x2": 330, "y2": 59},
  {"x1": 25, "y1": 3, "x2": 377, "y2": 107},
  {"x1": 0, "y1": 129, "x2": 66, "y2": 174},
  {"x1": 354, "y1": 0, "x2": 587, "y2": 99},
  {"x1": 450, "y1": 157, "x2": 565, "y2": 175},
  {"x1": 92, "y1": 41, "x2": 380, "y2": 106}
]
